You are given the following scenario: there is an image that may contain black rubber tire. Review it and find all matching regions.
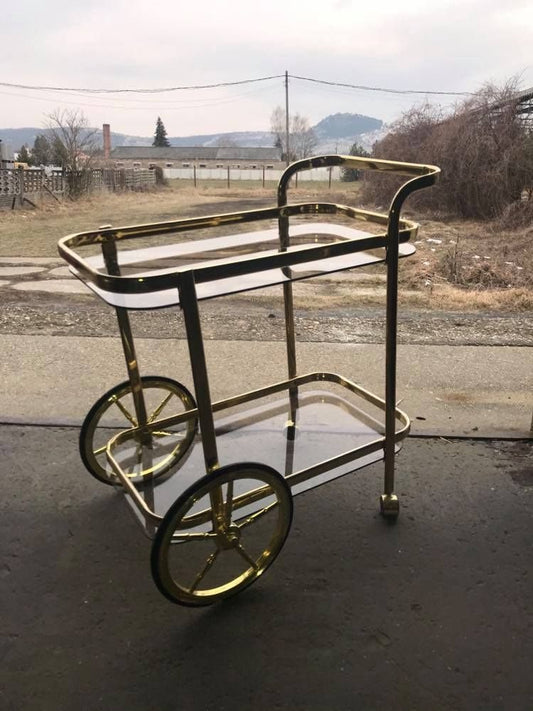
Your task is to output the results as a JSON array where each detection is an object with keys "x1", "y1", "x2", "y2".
[
  {"x1": 79, "y1": 376, "x2": 197, "y2": 485},
  {"x1": 151, "y1": 462, "x2": 293, "y2": 606}
]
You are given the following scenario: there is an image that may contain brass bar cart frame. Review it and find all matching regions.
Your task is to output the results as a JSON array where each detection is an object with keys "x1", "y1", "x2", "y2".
[{"x1": 59, "y1": 154, "x2": 439, "y2": 606}]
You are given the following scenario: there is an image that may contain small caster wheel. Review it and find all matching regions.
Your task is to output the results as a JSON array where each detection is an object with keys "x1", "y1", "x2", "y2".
[
  {"x1": 80, "y1": 376, "x2": 197, "y2": 485},
  {"x1": 380, "y1": 494, "x2": 400, "y2": 520},
  {"x1": 151, "y1": 462, "x2": 293, "y2": 606}
]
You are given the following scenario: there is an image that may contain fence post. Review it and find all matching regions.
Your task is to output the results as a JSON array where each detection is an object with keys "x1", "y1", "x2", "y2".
[
  {"x1": 18, "y1": 167, "x2": 25, "y2": 207},
  {"x1": 262, "y1": 165, "x2": 265, "y2": 188},
  {"x1": 227, "y1": 166, "x2": 230, "y2": 189},
  {"x1": 193, "y1": 165, "x2": 197, "y2": 188}
]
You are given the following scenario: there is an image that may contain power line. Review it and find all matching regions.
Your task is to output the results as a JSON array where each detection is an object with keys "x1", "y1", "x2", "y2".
[
  {"x1": 0, "y1": 82, "x2": 280, "y2": 112},
  {"x1": 0, "y1": 73, "x2": 474, "y2": 97},
  {"x1": 0, "y1": 76, "x2": 284, "y2": 94},
  {"x1": 290, "y1": 75, "x2": 474, "y2": 97}
]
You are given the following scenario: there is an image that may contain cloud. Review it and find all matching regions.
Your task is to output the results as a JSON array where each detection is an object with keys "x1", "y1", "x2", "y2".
[{"x1": 1, "y1": 0, "x2": 532, "y2": 134}]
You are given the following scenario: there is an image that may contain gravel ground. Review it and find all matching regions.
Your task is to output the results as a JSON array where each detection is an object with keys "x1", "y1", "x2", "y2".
[{"x1": 0, "y1": 289, "x2": 531, "y2": 346}]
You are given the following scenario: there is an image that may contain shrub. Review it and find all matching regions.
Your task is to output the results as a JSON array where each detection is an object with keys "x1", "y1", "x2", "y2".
[{"x1": 362, "y1": 81, "x2": 533, "y2": 220}]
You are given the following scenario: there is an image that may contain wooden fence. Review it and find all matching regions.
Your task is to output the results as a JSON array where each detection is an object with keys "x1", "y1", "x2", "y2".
[{"x1": 0, "y1": 167, "x2": 157, "y2": 209}]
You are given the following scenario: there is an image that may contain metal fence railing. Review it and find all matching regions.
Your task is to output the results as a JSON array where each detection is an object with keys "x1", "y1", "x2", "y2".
[{"x1": 163, "y1": 165, "x2": 342, "y2": 185}]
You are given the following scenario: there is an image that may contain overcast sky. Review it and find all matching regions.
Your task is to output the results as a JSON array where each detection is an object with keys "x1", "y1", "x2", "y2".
[{"x1": 1, "y1": 0, "x2": 532, "y2": 137}]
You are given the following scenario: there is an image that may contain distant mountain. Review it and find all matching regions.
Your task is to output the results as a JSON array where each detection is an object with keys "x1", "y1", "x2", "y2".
[
  {"x1": 1, "y1": 112, "x2": 384, "y2": 154},
  {"x1": 313, "y1": 113, "x2": 382, "y2": 139},
  {"x1": 0, "y1": 127, "x2": 150, "y2": 151},
  {"x1": 0, "y1": 127, "x2": 49, "y2": 150}
]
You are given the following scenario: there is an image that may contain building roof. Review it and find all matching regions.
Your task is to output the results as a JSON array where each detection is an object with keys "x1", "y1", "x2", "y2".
[{"x1": 110, "y1": 146, "x2": 282, "y2": 161}]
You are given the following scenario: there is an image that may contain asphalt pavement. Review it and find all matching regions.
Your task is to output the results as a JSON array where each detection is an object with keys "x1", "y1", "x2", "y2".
[
  {"x1": 1, "y1": 330, "x2": 532, "y2": 710},
  {"x1": 1, "y1": 425, "x2": 531, "y2": 710}
]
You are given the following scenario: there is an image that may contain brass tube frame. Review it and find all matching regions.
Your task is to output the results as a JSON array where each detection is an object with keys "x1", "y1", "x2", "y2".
[{"x1": 60, "y1": 154, "x2": 439, "y2": 528}]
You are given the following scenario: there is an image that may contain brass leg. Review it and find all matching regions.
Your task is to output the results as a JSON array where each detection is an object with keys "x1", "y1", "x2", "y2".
[
  {"x1": 114, "y1": 306, "x2": 152, "y2": 449},
  {"x1": 382, "y1": 222, "x2": 400, "y2": 519},
  {"x1": 102, "y1": 240, "x2": 150, "y2": 444},
  {"x1": 178, "y1": 272, "x2": 219, "y2": 474},
  {"x1": 283, "y1": 280, "x2": 299, "y2": 439}
]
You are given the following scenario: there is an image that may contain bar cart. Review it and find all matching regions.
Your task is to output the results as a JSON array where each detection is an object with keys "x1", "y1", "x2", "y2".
[{"x1": 58, "y1": 155, "x2": 439, "y2": 606}]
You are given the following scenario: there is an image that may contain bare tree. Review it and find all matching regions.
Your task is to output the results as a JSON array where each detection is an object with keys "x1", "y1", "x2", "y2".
[
  {"x1": 46, "y1": 109, "x2": 98, "y2": 172},
  {"x1": 46, "y1": 109, "x2": 99, "y2": 198},
  {"x1": 270, "y1": 106, "x2": 317, "y2": 162}
]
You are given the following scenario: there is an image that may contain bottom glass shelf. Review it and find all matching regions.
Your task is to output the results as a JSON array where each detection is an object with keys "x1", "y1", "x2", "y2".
[{"x1": 114, "y1": 377, "x2": 406, "y2": 535}]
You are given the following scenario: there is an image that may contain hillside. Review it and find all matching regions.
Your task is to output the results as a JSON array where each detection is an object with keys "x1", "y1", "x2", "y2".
[
  {"x1": 313, "y1": 113, "x2": 382, "y2": 139},
  {"x1": 0, "y1": 112, "x2": 383, "y2": 155}
]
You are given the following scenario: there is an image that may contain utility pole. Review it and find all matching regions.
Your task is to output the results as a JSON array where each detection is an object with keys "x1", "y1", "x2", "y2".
[{"x1": 285, "y1": 70, "x2": 290, "y2": 166}]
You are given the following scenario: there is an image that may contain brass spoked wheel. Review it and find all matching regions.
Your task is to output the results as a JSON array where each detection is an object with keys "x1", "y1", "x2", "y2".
[
  {"x1": 151, "y1": 463, "x2": 293, "y2": 606},
  {"x1": 80, "y1": 376, "x2": 197, "y2": 485}
]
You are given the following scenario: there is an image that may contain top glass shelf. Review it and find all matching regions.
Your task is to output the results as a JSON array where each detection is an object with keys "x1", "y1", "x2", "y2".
[{"x1": 59, "y1": 202, "x2": 418, "y2": 310}]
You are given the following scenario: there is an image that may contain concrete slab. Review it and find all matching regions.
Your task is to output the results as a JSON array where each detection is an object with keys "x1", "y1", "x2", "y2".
[
  {"x1": 1, "y1": 334, "x2": 531, "y2": 435},
  {"x1": 10, "y1": 280, "x2": 88, "y2": 294},
  {"x1": 1, "y1": 426, "x2": 531, "y2": 711},
  {"x1": 0, "y1": 257, "x2": 63, "y2": 265},
  {"x1": 0, "y1": 266, "x2": 46, "y2": 276},
  {"x1": 47, "y1": 266, "x2": 72, "y2": 277}
]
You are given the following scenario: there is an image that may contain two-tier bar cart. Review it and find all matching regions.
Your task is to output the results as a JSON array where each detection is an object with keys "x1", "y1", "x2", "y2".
[{"x1": 58, "y1": 155, "x2": 439, "y2": 606}]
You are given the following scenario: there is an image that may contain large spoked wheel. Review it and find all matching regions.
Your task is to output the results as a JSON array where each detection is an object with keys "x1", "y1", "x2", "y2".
[
  {"x1": 80, "y1": 376, "x2": 197, "y2": 485},
  {"x1": 151, "y1": 463, "x2": 293, "y2": 606}
]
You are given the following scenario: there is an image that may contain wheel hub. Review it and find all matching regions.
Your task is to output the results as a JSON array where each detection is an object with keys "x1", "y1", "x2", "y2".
[{"x1": 216, "y1": 524, "x2": 241, "y2": 550}]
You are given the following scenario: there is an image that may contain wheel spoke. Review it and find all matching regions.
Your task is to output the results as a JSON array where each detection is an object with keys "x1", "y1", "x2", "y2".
[
  {"x1": 170, "y1": 532, "x2": 217, "y2": 544},
  {"x1": 189, "y1": 549, "x2": 219, "y2": 592},
  {"x1": 147, "y1": 392, "x2": 175, "y2": 424},
  {"x1": 224, "y1": 480, "x2": 234, "y2": 527},
  {"x1": 234, "y1": 542, "x2": 259, "y2": 571},
  {"x1": 236, "y1": 500, "x2": 278, "y2": 529},
  {"x1": 112, "y1": 396, "x2": 137, "y2": 426}
]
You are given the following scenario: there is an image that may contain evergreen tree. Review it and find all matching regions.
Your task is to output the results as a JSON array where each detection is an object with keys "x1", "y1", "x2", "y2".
[
  {"x1": 153, "y1": 117, "x2": 170, "y2": 147},
  {"x1": 31, "y1": 134, "x2": 52, "y2": 166},
  {"x1": 51, "y1": 136, "x2": 68, "y2": 168},
  {"x1": 341, "y1": 142, "x2": 370, "y2": 182},
  {"x1": 17, "y1": 145, "x2": 31, "y2": 164}
]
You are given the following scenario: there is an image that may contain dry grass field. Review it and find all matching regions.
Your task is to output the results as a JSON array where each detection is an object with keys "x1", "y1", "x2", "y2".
[{"x1": 0, "y1": 180, "x2": 531, "y2": 311}]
